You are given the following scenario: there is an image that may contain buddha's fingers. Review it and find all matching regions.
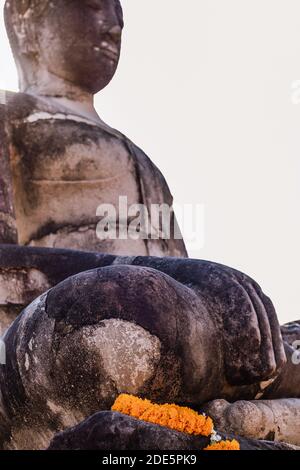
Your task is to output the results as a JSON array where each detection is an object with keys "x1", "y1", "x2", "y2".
[
  {"x1": 255, "y1": 287, "x2": 287, "y2": 371},
  {"x1": 227, "y1": 268, "x2": 286, "y2": 382},
  {"x1": 244, "y1": 281, "x2": 287, "y2": 381},
  {"x1": 203, "y1": 398, "x2": 300, "y2": 446},
  {"x1": 212, "y1": 267, "x2": 284, "y2": 386},
  {"x1": 230, "y1": 268, "x2": 287, "y2": 374},
  {"x1": 241, "y1": 282, "x2": 277, "y2": 378}
]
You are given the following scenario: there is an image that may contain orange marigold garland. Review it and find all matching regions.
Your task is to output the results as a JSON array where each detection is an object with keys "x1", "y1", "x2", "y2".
[
  {"x1": 204, "y1": 439, "x2": 240, "y2": 451},
  {"x1": 112, "y1": 394, "x2": 213, "y2": 436},
  {"x1": 111, "y1": 394, "x2": 240, "y2": 450}
]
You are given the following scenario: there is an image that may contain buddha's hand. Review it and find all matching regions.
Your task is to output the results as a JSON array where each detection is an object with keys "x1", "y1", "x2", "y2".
[
  {"x1": 155, "y1": 258, "x2": 287, "y2": 387},
  {"x1": 188, "y1": 260, "x2": 286, "y2": 386}
]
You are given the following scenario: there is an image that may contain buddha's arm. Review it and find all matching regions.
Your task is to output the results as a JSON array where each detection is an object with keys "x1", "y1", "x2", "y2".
[
  {"x1": 0, "y1": 245, "x2": 287, "y2": 391},
  {"x1": 125, "y1": 256, "x2": 287, "y2": 387},
  {"x1": 127, "y1": 140, "x2": 188, "y2": 258},
  {"x1": 0, "y1": 101, "x2": 17, "y2": 244}
]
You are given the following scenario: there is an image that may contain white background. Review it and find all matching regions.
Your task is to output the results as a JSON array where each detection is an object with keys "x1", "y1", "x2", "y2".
[{"x1": 1, "y1": 0, "x2": 300, "y2": 324}]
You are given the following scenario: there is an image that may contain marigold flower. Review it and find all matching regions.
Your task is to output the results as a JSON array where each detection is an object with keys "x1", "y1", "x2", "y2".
[
  {"x1": 112, "y1": 394, "x2": 213, "y2": 437},
  {"x1": 204, "y1": 439, "x2": 240, "y2": 451}
]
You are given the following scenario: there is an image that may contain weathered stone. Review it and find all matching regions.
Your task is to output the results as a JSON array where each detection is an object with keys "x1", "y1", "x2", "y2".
[
  {"x1": 202, "y1": 398, "x2": 300, "y2": 446},
  {"x1": 47, "y1": 411, "x2": 300, "y2": 451},
  {"x1": 0, "y1": 0, "x2": 186, "y2": 257},
  {"x1": 0, "y1": 260, "x2": 51, "y2": 335},
  {"x1": 0, "y1": 306, "x2": 22, "y2": 337},
  {"x1": 0, "y1": 0, "x2": 299, "y2": 454},
  {"x1": 0, "y1": 246, "x2": 287, "y2": 392},
  {"x1": 0, "y1": 247, "x2": 293, "y2": 449},
  {"x1": 0, "y1": 102, "x2": 17, "y2": 244},
  {"x1": 281, "y1": 320, "x2": 300, "y2": 347}
]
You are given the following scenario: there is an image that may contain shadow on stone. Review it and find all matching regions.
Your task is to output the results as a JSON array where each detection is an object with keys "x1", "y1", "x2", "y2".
[{"x1": 47, "y1": 411, "x2": 299, "y2": 451}]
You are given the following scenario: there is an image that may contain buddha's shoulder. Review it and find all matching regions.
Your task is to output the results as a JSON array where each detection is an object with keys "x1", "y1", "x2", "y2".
[
  {"x1": 0, "y1": 92, "x2": 124, "y2": 149},
  {"x1": 0, "y1": 91, "x2": 127, "y2": 142},
  {"x1": 0, "y1": 90, "x2": 43, "y2": 119},
  {"x1": 0, "y1": 90, "x2": 95, "y2": 125},
  {"x1": 0, "y1": 91, "x2": 170, "y2": 187}
]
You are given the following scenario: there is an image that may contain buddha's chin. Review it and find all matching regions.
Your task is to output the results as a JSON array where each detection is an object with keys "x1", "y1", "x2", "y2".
[{"x1": 63, "y1": 67, "x2": 118, "y2": 94}]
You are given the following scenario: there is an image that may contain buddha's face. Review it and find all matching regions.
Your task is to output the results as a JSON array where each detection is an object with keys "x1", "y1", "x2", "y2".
[{"x1": 9, "y1": 0, "x2": 124, "y2": 94}]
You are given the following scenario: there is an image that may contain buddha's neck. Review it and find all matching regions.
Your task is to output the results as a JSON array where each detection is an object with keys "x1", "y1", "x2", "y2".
[
  {"x1": 21, "y1": 69, "x2": 101, "y2": 123},
  {"x1": 49, "y1": 96, "x2": 101, "y2": 124}
]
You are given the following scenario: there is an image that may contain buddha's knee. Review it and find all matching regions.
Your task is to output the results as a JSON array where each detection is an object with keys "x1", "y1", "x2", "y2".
[{"x1": 0, "y1": 265, "x2": 215, "y2": 429}]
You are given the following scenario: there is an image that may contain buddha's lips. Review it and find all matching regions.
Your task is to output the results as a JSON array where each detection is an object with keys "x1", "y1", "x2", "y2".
[{"x1": 99, "y1": 42, "x2": 120, "y2": 61}]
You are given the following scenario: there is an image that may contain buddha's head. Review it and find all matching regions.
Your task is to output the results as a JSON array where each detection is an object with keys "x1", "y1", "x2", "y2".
[{"x1": 4, "y1": 0, "x2": 124, "y2": 95}]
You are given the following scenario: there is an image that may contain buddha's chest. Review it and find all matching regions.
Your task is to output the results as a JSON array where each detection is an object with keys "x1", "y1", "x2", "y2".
[
  {"x1": 9, "y1": 117, "x2": 143, "y2": 245},
  {"x1": 11, "y1": 118, "x2": 136, "y2": 185}
]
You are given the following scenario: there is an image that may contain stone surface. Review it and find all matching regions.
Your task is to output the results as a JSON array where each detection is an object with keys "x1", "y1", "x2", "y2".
[
  {"x1": 0, "y1": 246, "x2": 294, "y2": 449},
  {"x1": 281, "y1": 320, "x2": 300, "y2": 347},
  {"x1": 202, "y1": 398, "x2": 300, "y2": 446},
  {"x1": 0, "y1": 0, "x2": 299, "y2": 454},
  {"x1": 0, "y1": 102, "x2": 17, "y2": 244},
  {"x1": 0, "y1": 0, "x2": 186, "y2": 257},
  {"x1": 47, "y1": 411, "x2": 299, "y2": 451},
  {"x1": 0, "y1": 245, "x2": 286, "y2": 393},
  {"x1": 0, "y1": 306, "x2": 22, "y2": 336}
]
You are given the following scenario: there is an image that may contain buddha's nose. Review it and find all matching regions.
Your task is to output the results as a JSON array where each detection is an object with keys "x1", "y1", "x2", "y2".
[{"x1": 108, "y1": 25, "x2": 122, "y2": 42}]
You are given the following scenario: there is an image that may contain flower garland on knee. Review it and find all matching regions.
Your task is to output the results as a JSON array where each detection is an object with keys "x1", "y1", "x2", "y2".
[{"x1": 112, "y1": 394, "x2": 240, "y2": 451}]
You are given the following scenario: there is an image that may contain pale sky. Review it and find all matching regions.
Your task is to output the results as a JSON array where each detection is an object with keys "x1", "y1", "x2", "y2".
[{"x1": 1, "y1": 0, "x2": 300, "y2": 324}]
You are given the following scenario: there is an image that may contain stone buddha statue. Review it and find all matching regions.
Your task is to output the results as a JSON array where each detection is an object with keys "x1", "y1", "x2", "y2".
[
  {"x1": 0, "y1": 244, "x2": 299, "y2": 449},
  {"x1": 0, "y1": 0, "x2": 186, "y2": 257},
  {"x1": 0, "y1": 0, "x2": 300, "y2": 452}
]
